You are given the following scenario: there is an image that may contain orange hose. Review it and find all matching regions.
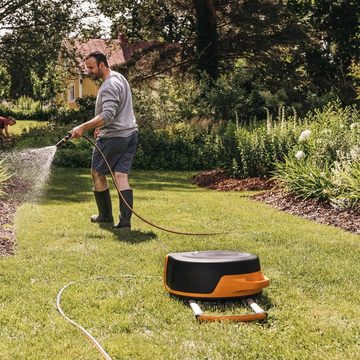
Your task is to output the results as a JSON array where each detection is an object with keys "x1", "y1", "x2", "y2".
[{"x1": 83, "y1": 135, "x2": 221, "y2": 236}]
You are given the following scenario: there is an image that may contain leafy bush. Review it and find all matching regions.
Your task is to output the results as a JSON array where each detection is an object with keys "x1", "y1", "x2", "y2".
[
  {"x1": 0, "y1": 97, "x2": 53, "y2": 120},
  {"x1": 53, "y1": 138, "x2": 93, "y2": 168},
  {"x1": 134, "y1": 122, "x2": 222, "y2": 170},
  {"x1": 75, "y1": 96, "x2": 96, "y2": 122},
  {"x1": 49, "y1": 107, "x2": 80, "y2": 125},
  {"x1": 133, "y1": 77, "x2": 203, "y2": 128},
  {"x1": 48, "y1": 97, "x2": 95, "y2": 125},
  {"x1": 275, "y1": 102, "x2": 360, "y2": 209},
  {"x1": 221, "y1": 107, "x2": 301, "y2": 178},
  {"x1": 14, "y1": 123, "x2": 72, "y2": 149},
  {"x1": 49, "y1": 122, "x2": 223, "y2": 170},
  {"x1": 204, "y1": 67, "x2": 266, "y2": 122},
  {"x1": 75, "y1": 96, "x2": 96, "y2": 111},
  {"x1": 276, "y1": 157, "x2": 334, "y2": 201}
]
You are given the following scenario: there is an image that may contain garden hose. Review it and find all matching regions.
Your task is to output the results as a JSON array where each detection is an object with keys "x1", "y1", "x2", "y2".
[
  {"x1": 56, "y1": 275, "x2": 160, "y2": 360},
  {"x1": 81, "y1": 134, "x2": 220, "y2": 236},
  {"x1": 56, "y1": 278, "x2": 112, "y2": 360}
]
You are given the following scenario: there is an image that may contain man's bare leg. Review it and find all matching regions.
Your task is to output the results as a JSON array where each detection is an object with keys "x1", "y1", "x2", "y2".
[{"x1": 114, "y1": 172, "x2": 133, "y2": 229}]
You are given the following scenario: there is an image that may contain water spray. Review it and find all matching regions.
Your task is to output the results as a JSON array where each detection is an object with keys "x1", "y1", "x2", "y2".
[{"x1": 55, "y1": 133, "x2": 220, "y2": 236}]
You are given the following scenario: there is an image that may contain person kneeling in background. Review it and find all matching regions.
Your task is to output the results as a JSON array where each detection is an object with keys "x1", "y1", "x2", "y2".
[{"x1": 0, "y1": 116, "x2": 16, "y2": 140}]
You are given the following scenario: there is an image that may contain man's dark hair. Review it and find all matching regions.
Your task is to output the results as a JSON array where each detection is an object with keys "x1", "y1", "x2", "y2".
[{"x1": 85, "y1": 51, "x2": 109, "y2": 67}]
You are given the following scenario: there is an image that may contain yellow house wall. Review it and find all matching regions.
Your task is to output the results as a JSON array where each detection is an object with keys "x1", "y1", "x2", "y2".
[
  {"x1": 60, "y1": 75, "x2": 99, "y2": 109},
  {"x1": 82, "y1": 77, "x2": 99, "y2": 97}
]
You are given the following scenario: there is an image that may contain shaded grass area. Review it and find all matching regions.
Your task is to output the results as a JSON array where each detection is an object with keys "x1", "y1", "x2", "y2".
[{"x1": 1, "y1": 168, "x2": 360, "y2": 359}]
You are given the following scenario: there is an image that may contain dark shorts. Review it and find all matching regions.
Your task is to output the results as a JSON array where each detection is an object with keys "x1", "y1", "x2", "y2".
[{"x1": 91, "y1": 132, "x2": 138, "y2": 175}]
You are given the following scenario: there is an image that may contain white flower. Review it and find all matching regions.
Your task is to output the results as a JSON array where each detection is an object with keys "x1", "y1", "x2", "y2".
[
  {"x1": 350, "y1": 122, "x2": 358, "y2": 130},
  {"x1": 299, "y1": 129, "x2": 311, "y2": 141},
  {"x1": 295, "y1": 150, "x2": 305, "y2": 161},
  {"x1": 350, "y1": 146, "x2": 360, "y2": 162}
]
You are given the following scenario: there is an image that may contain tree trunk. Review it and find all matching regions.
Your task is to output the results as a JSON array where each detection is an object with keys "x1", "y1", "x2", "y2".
[{"x1": 193, "y1": 0, "x2": 219, "y2": 80}]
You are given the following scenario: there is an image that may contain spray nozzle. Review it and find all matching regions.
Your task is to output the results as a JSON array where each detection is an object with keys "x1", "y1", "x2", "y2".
[{"x1": 55, "y1": 133, "x2": 72, "y2": 148}]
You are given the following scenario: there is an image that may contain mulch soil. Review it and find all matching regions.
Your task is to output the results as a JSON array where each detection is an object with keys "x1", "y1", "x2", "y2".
[
  {"x1": 192, "y1": 169, "x2": 359, "y2": 235},
  {"x1": 1, "y1": 169, "x2": 358, "y2": 256}
]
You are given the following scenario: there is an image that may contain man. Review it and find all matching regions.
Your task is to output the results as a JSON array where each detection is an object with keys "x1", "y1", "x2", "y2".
[
  {"x1": 71, "y1": 51, "x2": 138, "y2": 230},
  {"x1": 0, "y1": 116, "x2": 16, "y2": 139}
]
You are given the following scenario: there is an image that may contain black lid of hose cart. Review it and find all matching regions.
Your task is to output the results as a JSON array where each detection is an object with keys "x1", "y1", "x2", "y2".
[{"x1": 165, "y1": 251, "x2": 261, "y2": 294}]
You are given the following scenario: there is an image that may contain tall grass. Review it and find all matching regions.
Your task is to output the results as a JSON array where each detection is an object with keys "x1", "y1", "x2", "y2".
[
  {"x1": 0, "y1": 159, "x2": 11, "y2": 197},
  {"x1": 229, "y1": 109, "x2": 299, "y2": 178}
]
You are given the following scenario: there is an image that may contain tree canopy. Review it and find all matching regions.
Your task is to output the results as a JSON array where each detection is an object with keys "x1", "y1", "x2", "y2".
[
  {"x1": 0, "y1": 0, "x2": 358, "y2": 109},
  {"x1": 0, "y1": 0, "x2": 87, "y2": 98}
]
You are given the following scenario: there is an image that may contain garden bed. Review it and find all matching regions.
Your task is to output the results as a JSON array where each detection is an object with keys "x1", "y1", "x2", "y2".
[
  {"x1": 192, "y1": 170, "x2": 360, "y2": 235},
  {"x1": 0, "y1": 198, "x2": 17, "y2": 256},
  {"x1": 0, "y1": 177, "x2": 32, "y2": 256}
]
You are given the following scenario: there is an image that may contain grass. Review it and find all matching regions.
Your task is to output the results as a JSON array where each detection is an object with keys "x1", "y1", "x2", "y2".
[
  {"x1": 11, "y1": 120, "x2": 48, "y2": 136},
  {"x1": 1, "y1": 168, "x2": 360, "y2": 359}
]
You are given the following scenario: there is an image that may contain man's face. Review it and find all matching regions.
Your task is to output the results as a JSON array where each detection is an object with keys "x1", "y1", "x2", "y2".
[{"x1": 85, "y1": 57, "x2": 103, "y2": 80}]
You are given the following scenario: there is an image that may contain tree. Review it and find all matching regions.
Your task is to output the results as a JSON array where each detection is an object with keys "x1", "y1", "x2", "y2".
[
  {"x1": 288, "y1": 0, "x2": 360, "y2": 104},
  {"x1": 102, "y1": 0, "x2": 360, "y2": 111},
  {"x1": 0, "y1": 0, "x2": 89, "y2": 98},
  {"x1": 98, "y1": 1, "x2": 308, "y2": 82},
  {"x1": 31, "y1": 62, "x2": 67, "y2": 108},
  {"x1": 0, "y1": 66, "x2": 11, "y2": 99},
  {"x1": 193, "y1": 0, "x2": 218, "y2": 79}
]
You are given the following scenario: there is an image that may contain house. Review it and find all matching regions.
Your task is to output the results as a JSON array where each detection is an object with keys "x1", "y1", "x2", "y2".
[{"x1": 59, "y1": 34, "x2": 149, "y2": 108}]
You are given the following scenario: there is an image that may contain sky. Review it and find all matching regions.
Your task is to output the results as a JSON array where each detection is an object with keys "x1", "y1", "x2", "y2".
[{"x1": 79, "y1": 1, "x2": 112, "y2": 37}]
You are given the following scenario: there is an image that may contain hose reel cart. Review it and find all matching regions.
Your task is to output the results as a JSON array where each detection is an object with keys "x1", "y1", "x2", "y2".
[{"x1": 164, "y1": 250, "x2": 270, "y2": 322}]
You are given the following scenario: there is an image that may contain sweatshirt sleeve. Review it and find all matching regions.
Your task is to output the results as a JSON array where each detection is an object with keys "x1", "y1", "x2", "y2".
[{"x1": 98, "y1": 85, "x2": 120, "y2": 125}]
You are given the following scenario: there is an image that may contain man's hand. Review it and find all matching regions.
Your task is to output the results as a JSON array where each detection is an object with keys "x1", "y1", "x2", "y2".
[
  {"x1": 94, "y1": 127, "x2": 100, "y2": 139},
  {"x1": 71, "y1": 124, "x2": 85, "y2": 139}
]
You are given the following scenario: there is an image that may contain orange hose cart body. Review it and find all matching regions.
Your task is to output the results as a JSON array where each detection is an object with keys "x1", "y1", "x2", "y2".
[{"x1": 164, "y1": 251, "x2": 270, "y2": 322}]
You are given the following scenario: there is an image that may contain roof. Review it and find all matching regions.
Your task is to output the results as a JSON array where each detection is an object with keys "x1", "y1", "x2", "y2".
[
  {"x1": 62, "y1": 36, "x2": 173, "y2": 73},
  {"x1": 70, "y1": 38, "x2": 126, "y2": 70}
]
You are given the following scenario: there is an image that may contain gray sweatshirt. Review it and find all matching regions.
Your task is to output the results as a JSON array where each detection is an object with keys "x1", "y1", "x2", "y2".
[{"x1": 96, "y1": 70, "x2": 138, "y2": 138}]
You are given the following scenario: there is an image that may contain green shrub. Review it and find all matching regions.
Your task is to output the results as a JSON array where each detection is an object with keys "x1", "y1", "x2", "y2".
[
  {"x1": 0, "y1": 97, "x2": 54, "y2": 120},
  {"x1": 224, "y1": 110, "x2": 300, "y2": 178},
  {"x1": 133, "y1": 77, "x2": 204, "y2": 128},
  {"x1": 14, "y1": 124, "x2": 71, "y2": 149},
  {"x1": 49, "y1": 107, "x2": 84, "y2": 125},
  {"x1": 276, "y1": 156, "x2": 334, "y2": 200},
  {"x1": 275, "y1": 102, "x2": 360, "y2": 209},
  {"x1": 53, "y1": 138, "x2": 92, "y2": 168},
  {"x1": 134, "y1": 122, "x2": 222, "y2": 170},
  {"x1": 335, "y1": 161, "x2": 360, "y2": 209}
]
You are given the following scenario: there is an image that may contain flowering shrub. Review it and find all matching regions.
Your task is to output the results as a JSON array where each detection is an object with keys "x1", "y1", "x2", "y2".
[{"x1": 275, "y1": 102, "x2": 360, "y2": 209}]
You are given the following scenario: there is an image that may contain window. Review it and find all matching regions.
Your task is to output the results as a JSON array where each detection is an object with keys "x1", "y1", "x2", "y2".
[{"x1": 68, "y1": 83, "x2": 75, "y2": 102}]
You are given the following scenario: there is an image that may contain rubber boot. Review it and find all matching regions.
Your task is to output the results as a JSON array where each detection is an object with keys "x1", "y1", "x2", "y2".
[
  {"x1": 91, "y1": 189, "x2": 114, "y2": 223},
  {"x1": 113, "y1": 189, "x2": 133, "y2": 229}
]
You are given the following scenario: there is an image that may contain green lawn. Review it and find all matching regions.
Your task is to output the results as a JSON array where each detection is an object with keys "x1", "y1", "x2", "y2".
[
  {"x1": 1, "y1": 168, "x2": 360, "y2": 359},
  {"x1": 11, "y1": 120, "x2": 48, "y2": 136}
]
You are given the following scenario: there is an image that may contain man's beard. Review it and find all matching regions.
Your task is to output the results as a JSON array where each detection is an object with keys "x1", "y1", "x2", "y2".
[{"x1": 90, "y1": 73, "x2": 100, "y2": 80}]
